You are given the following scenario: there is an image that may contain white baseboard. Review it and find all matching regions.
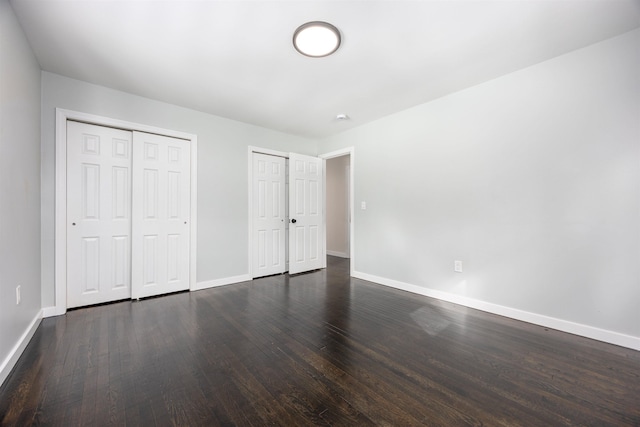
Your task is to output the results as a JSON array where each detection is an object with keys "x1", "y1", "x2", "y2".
[
  {"x1": 327, "y1": 250, "x2": 349, "y2": 258},
  {"x1": 352, "y1": 270, "x2": 640, "y2": 351},
  {"x1": 193, "y1": 274, "x2": 252, "y2": 291},
  {"x1": 42, "y1": 305, "x2": 65, "y2": 318},
  {"x1": 0, "y1": 310, "x2": 42, "y2": 388}
]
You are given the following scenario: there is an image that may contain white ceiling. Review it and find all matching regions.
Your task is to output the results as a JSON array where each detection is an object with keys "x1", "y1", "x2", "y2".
[{"x1": 10, "y1": 0, "x2": 640, "y2": 138}]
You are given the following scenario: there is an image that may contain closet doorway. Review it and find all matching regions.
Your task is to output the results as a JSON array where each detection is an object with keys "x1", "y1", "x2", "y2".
[
  {"x1": 54, "y1": 110, "x2": 198, "y2": 313},
  {"x1": 250, "y1": 148, "x2": 325, "y2": 278}
]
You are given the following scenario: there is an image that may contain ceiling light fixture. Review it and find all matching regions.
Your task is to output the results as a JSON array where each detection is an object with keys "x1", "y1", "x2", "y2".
[{"x1": 293, "y1": 21, "x2": 341, "y2": 58}]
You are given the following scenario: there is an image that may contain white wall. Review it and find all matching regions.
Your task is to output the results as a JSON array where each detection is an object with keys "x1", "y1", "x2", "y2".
[
  {"x1": 326, "y1": 155, "x2": 350, "y2": 257},
  {"x1": 0, "y1": 0, "x2": 42, "y2": 385},
  {"x1": 318, "y1": 29, "x2": 640, "y2": 346},
  {"x1": 40, "y1": 72, "x2": 316, "y2": 308}
]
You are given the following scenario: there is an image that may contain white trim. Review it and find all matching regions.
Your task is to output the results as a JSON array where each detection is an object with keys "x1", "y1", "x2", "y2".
[
  {"x1": 352, "y1": 270, "x2": 640, "y2": 351},
  {"x1": 54, "y1": 109, "x2": 198, "y2": 314},
  {"x1": 327, "y1": 250, "x2": 349, "y2": 258},
  {"x1": 0, "y1": 310, "x2": 42, "y2": 387},
  {"x1": 42, "y1": 306, "x2": 61, "y2": 318},
  {"x1": 321, "y1": 157, "x2": 327, "y2": 269},
  {"x1": 319, "y1": 147, "x2": 355, "y2": 277},
  {"x1": 193, "y1": 274, "x2": 252, "y2": 291},
  {"x1": 189, "y1": 133, "x2": 198, "y2": 297},
  {"x1": 319, "y1": 147, "x2": 354, "y2": 160},
  {"x1": 248, "y1": 146, "x2": 289, "y2": 158},
  {"x1": 247, "y1": 148, "x2": 252, "y2": 278},
  {"x1": 54, "y1": 111, "x2": 68, "y2": 315}
]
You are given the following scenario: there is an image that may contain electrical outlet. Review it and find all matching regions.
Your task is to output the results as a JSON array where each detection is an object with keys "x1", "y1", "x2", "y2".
[
  {"x1": 16, "y1": 285, "x2": 21, "y2": 305},
  {"x1": 361, "y1": 201, "x2": 367, "y2": 210},
  {"x1": 454, "y1": 260, "x2": 463, "y2": 273}
]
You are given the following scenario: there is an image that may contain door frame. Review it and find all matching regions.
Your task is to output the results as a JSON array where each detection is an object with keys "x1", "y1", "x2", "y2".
[
  {"x1": 53, "y1": 108, "x2": 198, "y2": 316},
  {"x1": 319, "y1": 147, "x2": 355, "y2": 277}
]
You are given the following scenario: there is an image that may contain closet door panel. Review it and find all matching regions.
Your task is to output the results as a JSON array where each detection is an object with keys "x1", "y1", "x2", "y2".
[
  {"x1": 67, "y1": 121, "x2": 132, "y2": 308},
  {"x1": 251, "y1": 153, "x2": 286, "y2": 278},
  {"x1": 132, "y1": 132, "x2": 190, "y2": 299}
]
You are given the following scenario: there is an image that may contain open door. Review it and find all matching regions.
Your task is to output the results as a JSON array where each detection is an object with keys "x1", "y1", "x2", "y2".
[{"x1": 288, "y1": 153, "x2": 324, "y2": 274}]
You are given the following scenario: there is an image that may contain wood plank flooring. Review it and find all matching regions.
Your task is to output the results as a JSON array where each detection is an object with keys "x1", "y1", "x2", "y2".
[{"x1": 1, "y1": 256, "x2": 639, "y2": 426}]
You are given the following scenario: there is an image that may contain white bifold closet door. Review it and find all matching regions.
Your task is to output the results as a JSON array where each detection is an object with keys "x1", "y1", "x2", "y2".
[
  {"x1": 66, "y1": 122, "x2": 190, "y2": 308},
  {"x1": 251, "y1": 152, "x2": 324, "y2": 278},
  {"x1": 252, "y1": 153, "x2": 287, "y2": 278}
]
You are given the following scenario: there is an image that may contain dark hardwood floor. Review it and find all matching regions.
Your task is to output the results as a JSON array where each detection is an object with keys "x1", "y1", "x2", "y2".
[{"x1": 1, "y1": 256, "x2": 639, "y2": 426}]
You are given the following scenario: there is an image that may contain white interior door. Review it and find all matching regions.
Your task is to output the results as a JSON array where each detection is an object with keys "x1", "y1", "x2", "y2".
[
  {"x1": 288, "y1": 153, "x2": 324, "y2": 274},
  {"x1": 132, "y1": 132, "x2": 190, "y2": 298},
  {"x1": 67, "y1": 121, "x2": 132, "y2": 308},
  {"x1": 252, "y1": 153, "x2": 286, "y2": 278}
]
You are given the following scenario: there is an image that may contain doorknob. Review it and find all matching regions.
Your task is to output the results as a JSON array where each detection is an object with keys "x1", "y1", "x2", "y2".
[{"x1": 291, "y1": 219, "x2": 297, "y2": 224}]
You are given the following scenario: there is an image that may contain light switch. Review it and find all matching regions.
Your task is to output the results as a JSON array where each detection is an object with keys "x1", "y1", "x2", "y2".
[{"x1": 361, "y1": 201, "x2": 367, "y2": 210}]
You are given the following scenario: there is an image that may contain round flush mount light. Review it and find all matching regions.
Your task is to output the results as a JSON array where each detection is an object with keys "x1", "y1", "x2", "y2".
[{"x1": 293, "y1": 21, "x2": 341, "y2": 57}]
